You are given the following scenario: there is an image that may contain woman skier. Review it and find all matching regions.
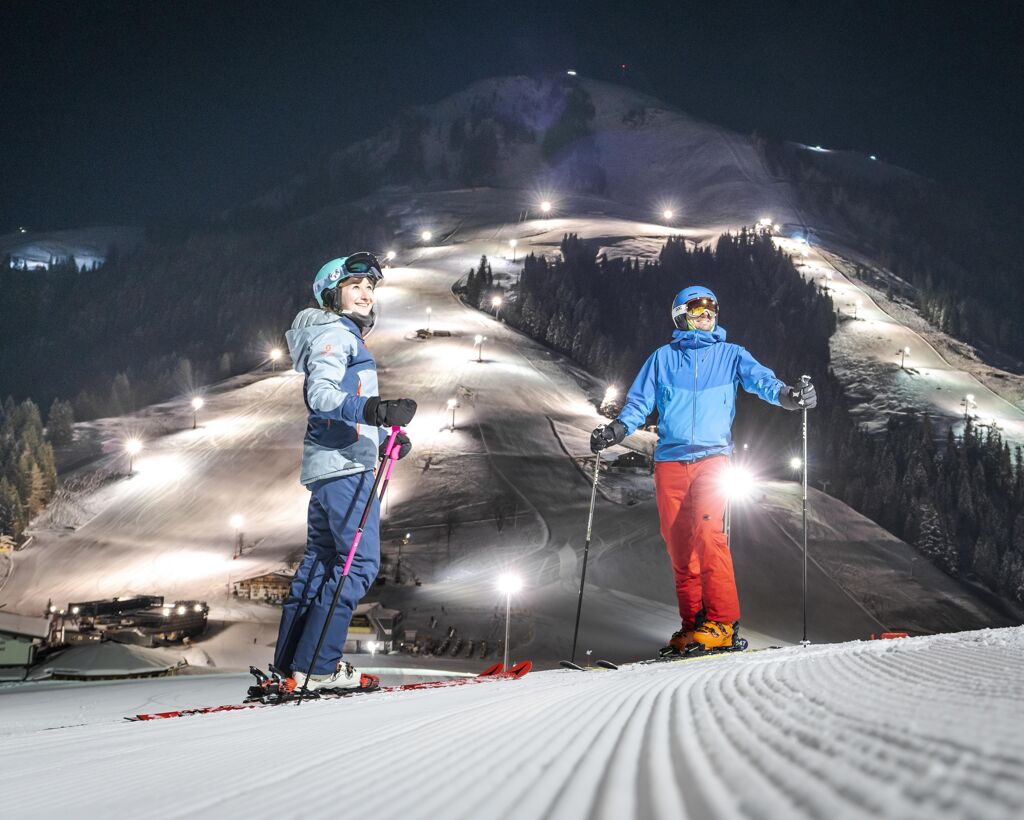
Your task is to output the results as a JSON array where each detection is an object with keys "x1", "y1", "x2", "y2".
[{"x1": 273, "y1": 253, "x2": 416, "y2": 690}]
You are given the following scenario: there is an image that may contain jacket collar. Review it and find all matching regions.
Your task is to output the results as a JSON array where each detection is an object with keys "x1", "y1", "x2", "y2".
[{"x1": 670, "y1": 324, "x2": 727, "y2": 350}]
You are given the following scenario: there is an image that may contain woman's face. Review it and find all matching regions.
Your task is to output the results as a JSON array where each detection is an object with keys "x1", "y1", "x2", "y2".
[{"x1": 339, "y1": 277, "x2": 376, "y2": 315}]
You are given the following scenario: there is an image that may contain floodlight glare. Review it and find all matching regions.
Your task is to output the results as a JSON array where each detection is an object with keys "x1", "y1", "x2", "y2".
[
  {"x1": 790, "y1": 457, "x2": 802, "y2": 471},
  {"x1": 721, "y1": 465, "x2": 756, "y2": 501},
  {"x1": 421, "y1": 230, "x2": 433, "y2": 242},
  {"x1": 191, "y1": 397, "x2": 204, "y2": 411},
  {"x1": 497, "y1": 573, "x2": 522, "y2": 595},
  {"x1": 125, "y1": 438, "x2": 142, "y2": 456}
]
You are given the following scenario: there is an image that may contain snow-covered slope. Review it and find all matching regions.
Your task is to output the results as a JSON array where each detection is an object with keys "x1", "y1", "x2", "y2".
[
  {"x1": 3, "y1": 212, "x2": 1009, "y2": 680},
  {"x1": 3, "y1": 627, "x2": 1022, "y2": 819}
]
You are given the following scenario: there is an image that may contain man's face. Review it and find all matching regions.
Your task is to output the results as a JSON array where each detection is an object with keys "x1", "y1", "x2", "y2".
[
  {"x1": 339, "y1": 277, "x2": 376, "y2": 315},
  {"x1": 686, "y1": 308, "x2": 716, "y2": 331}
]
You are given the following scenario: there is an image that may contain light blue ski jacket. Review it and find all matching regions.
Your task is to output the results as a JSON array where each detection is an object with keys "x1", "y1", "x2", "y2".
[
  {"x1": 617, "y1": 325, "x2": 786, "y2": 462},
  {"x1": 286, "y1": 308, "x2": 382, "y2": 486}
]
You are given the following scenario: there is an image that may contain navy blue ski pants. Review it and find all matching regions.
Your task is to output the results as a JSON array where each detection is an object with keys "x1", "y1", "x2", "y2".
[{"x1": 274, "y1": 471, "x2": 380, "y2": 675}]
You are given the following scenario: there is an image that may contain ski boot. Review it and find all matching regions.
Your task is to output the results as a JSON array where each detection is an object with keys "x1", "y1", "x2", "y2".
[
  {"x1": 659, "y1": 609, "x2": 706, "y2": 657},
  {"x1": 683, "y1": 620, "x2": 748, "y2": 657},
  {"x1": 292, "y1": 660, "x2": 380, "y2": 695},
  {"x1": 659, "y1": 627, "x2": 696, "y2": 657}
]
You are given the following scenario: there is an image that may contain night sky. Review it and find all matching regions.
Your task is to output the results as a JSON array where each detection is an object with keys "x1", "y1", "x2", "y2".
[{"x1": 2, "y1": 1, "x2": 1022, "y2": 231}]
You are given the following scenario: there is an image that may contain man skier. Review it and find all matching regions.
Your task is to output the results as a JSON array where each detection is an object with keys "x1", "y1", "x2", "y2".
[
  {"x1": 590, "y1": 285, "x2": 816, "y2": 655},
  {"x1": 273, "y1": 253, "x2": 417, "y2": 690}
]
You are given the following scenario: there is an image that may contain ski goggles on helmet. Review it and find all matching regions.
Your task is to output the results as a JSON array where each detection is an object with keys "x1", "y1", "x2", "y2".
[
  {"x1": 683, "y1": 296, "x2": 718, "y2": 318},
  {"x1": 338, "y1": 252, "x2": 383, "y2": 283}
]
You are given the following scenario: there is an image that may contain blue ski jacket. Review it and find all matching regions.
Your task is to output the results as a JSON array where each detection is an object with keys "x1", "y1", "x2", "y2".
[
  {"x1": 286, "y1": 308, "x2": 382, "y2": 486},
  {"x1": 617, "y1": 325, "x2": 786, "y2": 462}
]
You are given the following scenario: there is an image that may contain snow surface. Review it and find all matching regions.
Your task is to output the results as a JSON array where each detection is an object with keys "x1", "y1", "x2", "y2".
[{"x1": 2, "y1": 627, "x2": 1023, "y2": 819}]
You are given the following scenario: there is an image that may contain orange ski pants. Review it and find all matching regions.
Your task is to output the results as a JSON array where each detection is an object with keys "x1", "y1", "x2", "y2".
[{"x1": 654, "y1": 456, "x2": 740, "y2": 626}]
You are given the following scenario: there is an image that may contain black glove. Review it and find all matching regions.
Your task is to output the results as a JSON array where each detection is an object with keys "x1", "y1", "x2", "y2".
[
  {"x1": 590, "y1": 419, "x2": 627, "y2": 453},
  {"x1": 779, "y1": 380, "x2": 817, "y2": 411},
  {"x1": 363, "y1": 397, "x2": 418, "y2": 427},
  {"x1": 380, "y1": 431, "x2": 412, "y2": 460}
]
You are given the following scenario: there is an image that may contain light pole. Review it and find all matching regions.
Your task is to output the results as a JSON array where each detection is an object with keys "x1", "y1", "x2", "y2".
[
  {"x1": 270, "y1": 348, "x2": 282, "y2": 372},
  {"x1": 497, "y1": 573, "x2": 522, "y2": 670},
  {"x1": 230, "y1": 514, "x2": 244, "y2": 559},
  {"x1": 962, "y1": 393, "x2": 976, "y2": 421},
  {"x1": 509, "y1": 239, "x2": 517, "y2": 262},
  {"x1": 491, "y1": 296, "x2": 503, "y2": 321},
  {"x1": 426, "y1": 306, "x2": 432, "y2": 333},
  {"x1": 474, "y1": 334, "x2": 486, "y2": 362},
  {"x1": 447, "y1": 398, "x2": 458, "y2": 431},
  {"x1": 125, "y1": 438, "x2": 142, "y2": 475},
  {"x1": 849, "y1": 300, "x2": 860, "y2": 319},
  {"x1": 899, "y1": 346, "x2": 910, "y2": 369},
  {"x1": 191, "y1": 396, "x2": 204, "y2": 429}
]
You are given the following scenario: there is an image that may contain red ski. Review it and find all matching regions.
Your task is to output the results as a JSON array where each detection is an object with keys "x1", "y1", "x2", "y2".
[{"x1": 126, "y1": 661, "x2": 532, "y2": 722}]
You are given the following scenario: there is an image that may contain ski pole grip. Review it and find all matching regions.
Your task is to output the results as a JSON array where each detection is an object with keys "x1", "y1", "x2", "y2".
[
  {"x1": 380, "y1": 426, "x2": 404, "y2": 485},
  {"x1": 383, "y1": 425, "x2": 400, "y2": 459}
]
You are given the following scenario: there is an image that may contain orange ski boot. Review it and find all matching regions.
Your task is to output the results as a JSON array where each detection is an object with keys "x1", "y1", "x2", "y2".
[
  {"x1": 659, "y1": 626, "x2": 696, "y2": 656},
  {"x1": 692, "y1": 619, "x2": 735, "y2": 650}
]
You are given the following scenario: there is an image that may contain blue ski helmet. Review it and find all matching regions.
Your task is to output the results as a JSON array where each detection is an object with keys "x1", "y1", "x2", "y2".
[
  {"x1": 671, "y1": 285, "x2": 719, "y2": 330},
  {"x1": 312, "y1": 253, "x2": 383, "y2": 309}
]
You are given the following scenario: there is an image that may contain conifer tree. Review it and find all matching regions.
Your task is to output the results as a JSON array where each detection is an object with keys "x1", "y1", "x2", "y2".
[{"x1": 46, "y1": 399, "x2": 75, "y2": 446}]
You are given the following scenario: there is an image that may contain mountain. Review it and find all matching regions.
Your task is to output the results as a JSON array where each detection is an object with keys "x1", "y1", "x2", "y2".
[{"x1": 228, "y1": 75, "x2": 901, "y2": 234}]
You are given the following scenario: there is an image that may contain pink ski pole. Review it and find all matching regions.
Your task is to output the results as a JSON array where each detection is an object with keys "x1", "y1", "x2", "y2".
[{"x1": 299, "y1": 425, "x2": 403, "y2": 700}]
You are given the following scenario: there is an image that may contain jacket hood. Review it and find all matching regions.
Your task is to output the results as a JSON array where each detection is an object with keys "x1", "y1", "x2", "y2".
[
  {"x1": 671, "y1": 324, "x2": 727, "y2": 349},
  {"x1": 285, "y1": 308, "x2": 356, "y2": 370}
]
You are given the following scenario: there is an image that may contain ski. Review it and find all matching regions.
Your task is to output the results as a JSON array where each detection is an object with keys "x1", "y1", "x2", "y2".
[
  {"x1": 559, "y1": 659, "x2": 618, "y2": 671},
  {"x1": 126, "y1": 661, "x2": 531, "y2": 721}
]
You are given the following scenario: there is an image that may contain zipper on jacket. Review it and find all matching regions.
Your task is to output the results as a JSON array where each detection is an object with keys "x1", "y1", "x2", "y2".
[{"x1": 692, "y1": 349, "x2": 699, "y2": 443}]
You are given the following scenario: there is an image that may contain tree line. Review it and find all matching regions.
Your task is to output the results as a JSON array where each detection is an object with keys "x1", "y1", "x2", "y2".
[
  {"x1": 0, "y1": 205, "x2": 395, "y2": 419},
  {"x1": 0, "y1": 398, "x2": 59, "y2": 544}
]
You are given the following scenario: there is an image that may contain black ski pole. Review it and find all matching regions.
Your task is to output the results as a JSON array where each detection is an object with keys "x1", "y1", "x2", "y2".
[
  {"x1": 297, "y1": 428, "x2": 402, "y2": 702},
  {"x1": 570, "y1": 450, "x2": 602, "y2": 665},
  {"x1": 799, "y1": 375, "x2": 811, "y2": 647}
]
